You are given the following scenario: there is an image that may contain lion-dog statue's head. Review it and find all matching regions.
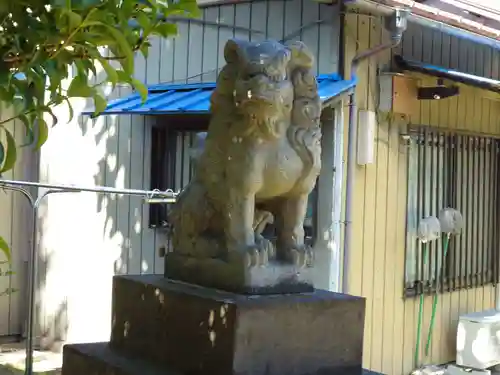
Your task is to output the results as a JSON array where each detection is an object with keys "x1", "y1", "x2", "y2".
[{"x1": 208, "y1": 39, "x2": 321, "y2": 141}]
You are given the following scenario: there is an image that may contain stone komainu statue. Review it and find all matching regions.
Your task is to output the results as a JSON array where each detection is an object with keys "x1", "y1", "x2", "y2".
[{"x1": 168, "y1": 38, "x2": 322, "y2": 271}]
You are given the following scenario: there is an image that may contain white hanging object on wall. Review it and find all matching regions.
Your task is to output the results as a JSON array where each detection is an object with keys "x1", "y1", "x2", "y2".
[
  {"x1": 417, "y1": 216, "x2": 441, "y2": 243},
  {"x1": 439, "y1": 207, "x2": 463, "y2": 235}
]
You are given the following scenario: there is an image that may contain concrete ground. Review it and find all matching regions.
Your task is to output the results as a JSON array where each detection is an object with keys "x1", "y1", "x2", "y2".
[
  {"x1": 0, "y1": 342, "x2": 61, "y2": 375},
  {"x1": 412, "y1": 364, "x2": 500, "y2": 375},
  {"x1": 0, "y1": 342, "x2": 499, "y2": 375}
]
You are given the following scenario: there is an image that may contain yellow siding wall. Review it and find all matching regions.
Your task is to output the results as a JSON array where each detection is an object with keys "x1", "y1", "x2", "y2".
[{"x1": 344, "y1": 13, "x2": 499, "y2": 374}]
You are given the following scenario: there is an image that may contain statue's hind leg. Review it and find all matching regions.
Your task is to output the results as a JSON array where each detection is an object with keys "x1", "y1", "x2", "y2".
[{"x1": 276, "y1": 194, "x2": 313, "y2": 267}]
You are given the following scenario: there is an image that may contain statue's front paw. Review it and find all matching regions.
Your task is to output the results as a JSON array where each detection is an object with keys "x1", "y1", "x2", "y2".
[
  {"x1": 255, "y1": 234, "x2": 275, "y2": 260},
  {"x1": 282, "y1": 246, "x2": 313, "y2": 268},
  {"x1": 242, "y1": 237, "x2": 275, "y2": 268}
]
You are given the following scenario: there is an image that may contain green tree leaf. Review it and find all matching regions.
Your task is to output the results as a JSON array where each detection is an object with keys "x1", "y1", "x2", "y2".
[
  {"x1": 131, "y1": 78, "x2": 148, "y2": 102},
  {"x1": 77, "y1": 59, "x2": 98, "y2": 78},
  {"x1": 153, "y1": 23, "x2": 178, "y2": 38},
  {"x1": 35, "y1": 119, "x2": 49, "y2": 150},
  {"x1": 136, "y1": 11, "x2": 152, "y2": 32},
  {"x1": 42, "y1": 106, "x2": 59, "y2": 128},
  {"x1": 0, "y1": 142, "x2": 4, "y2": 168},
  {"x1": 139, "y1": 40, "x2": 152, "y2": 59},
  {"x1": 115, "y1": 70, "x2": 132, "y2": 83},
  {"x1": 0, "y1": 236, "x2": 11, "y2": 264},
  {"x1": 93, "y1": 93, "x2": 108, "y2": 115},
  {"x1": 0, "y1": 87, "x2": 14, "y2": 102},
  {"x1": 18, "y1": 114, "x2": 35, "y2": 147},
  {"x1": 67, "y1": 75, "x2": 94, "y2": 98},
  {"x1": 64, "y1": 10, "x2": 83, "y2": 32},
  {"x1": 84, "y1": 21, "x2": 136, "y2": 75},
  {"x1": 98, "y1": 58, "x2": 119, "y2": 87},
  {"x1": 63, "y1": 98, "x2": 75, "y2": 124},
  {"x1": 0, "y1": 128, "x2": 17, "y2": 174}
]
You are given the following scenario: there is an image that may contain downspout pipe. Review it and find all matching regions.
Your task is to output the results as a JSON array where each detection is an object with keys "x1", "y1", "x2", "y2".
[{"x1": 342, "y1": 9, "x2": 410, "y2": 293}]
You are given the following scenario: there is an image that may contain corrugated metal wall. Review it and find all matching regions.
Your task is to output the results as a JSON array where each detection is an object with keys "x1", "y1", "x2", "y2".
[
  {"x1": 399, "y1": 22, "x2": 500, "y2": 79},
  {"x1": 34, "y1": 0, "x2": 342, "y2": 348},
  {"x1": 343, "y1": 13, "x2": 500, "y2": 375},
  {"x1": 154, "y1": 0, "x2": 340, "y2": 83}
]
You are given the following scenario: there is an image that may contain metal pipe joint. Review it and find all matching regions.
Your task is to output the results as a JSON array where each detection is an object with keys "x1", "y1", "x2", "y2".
[{"x1": 385, "y1": 8, "x2": 411, "y2": 42}]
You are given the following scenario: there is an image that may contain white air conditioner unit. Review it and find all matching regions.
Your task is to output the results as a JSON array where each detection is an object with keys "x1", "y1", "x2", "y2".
[{"x1": 447, "y1": 309, "x2": 500, "y2": 375}]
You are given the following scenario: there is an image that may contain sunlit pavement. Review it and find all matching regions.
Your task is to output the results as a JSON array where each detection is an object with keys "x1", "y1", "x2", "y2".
[{"x1": 0, "y1": 344, "x2": 61, "y2": 375}]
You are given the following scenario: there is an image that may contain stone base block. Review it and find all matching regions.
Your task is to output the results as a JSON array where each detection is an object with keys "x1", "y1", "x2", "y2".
[
  {"x1": 446, "y1": 364, "x2": 491, "y2": 375},
  {"x1": 61, "y1": 342, "x2": 180, "y2": 375},
  {"x1": 164, "y1": 252, "x2": 314, "y2": 294},
  {"x1": 110, "y1": 274, "x2": 366, "y2": 375}
]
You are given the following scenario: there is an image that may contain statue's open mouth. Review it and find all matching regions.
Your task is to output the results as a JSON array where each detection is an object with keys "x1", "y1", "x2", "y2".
[
  {"x1": 240, "y1": 97, "x2": 274, "y2": 107},
  {"x1": 238, "y1": 93, "x2": 276, "y2": 112},
  {"x1": 239, "y1": 87, "x2": 290, "y2": 109},
  {"x1": 242, "y1": 90, "x2": 275, "y2": 102},
  {"x1": 238, "y1": 100, "x2": 278, "y2": 124}
]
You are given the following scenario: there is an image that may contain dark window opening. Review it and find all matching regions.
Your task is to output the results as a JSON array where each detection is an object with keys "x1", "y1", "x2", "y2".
[
  {"x1": 149, "y1": 122, "x2": 206, "y2": 229},
  {"x1": 404, "y1": 127, "x2": 500, "y2": 297}
]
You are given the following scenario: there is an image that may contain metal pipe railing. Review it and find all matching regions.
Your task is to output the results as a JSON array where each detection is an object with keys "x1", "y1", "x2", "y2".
[{"x1": 0, "y1": 178, "x2": 178, "y2": 375}]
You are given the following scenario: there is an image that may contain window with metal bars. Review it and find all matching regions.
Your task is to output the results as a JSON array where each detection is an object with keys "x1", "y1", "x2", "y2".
[
  {"x1": 148, "y1": 124, "x2": 318, "y2": 247},
  {"x1": 149, "y1": 125, "x2": 203, "y2": 229},
  {"x1": 404, "y1": 127, "x2": 500, "y2": 297}
]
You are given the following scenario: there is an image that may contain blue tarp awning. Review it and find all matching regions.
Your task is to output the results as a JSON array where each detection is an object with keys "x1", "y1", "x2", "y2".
[
  {"x1": 84, "y1": 73, "x2": 356, "y2": 116},
  {"x1": 394, "y1": 55, "x2": 500, "y2": 94}
]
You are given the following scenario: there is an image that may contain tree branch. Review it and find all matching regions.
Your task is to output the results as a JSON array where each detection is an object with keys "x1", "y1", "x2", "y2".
[
  {"x1": 0, "y1": 99, "x2": 57, "y2": 127},
  {"x1": 3, "y1": 40, "x2": 145, "y2": 69}
]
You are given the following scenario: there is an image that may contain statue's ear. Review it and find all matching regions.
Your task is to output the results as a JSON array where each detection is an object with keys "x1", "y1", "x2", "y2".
[
  {"x1": 224, "y1": 39, "x2": 250, "y2": 64},
  {"x1": 286, "y1": 41, "x2": 315, "y2": 70}
]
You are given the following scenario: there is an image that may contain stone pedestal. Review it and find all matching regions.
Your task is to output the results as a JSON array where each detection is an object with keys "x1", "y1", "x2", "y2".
[
  {"x1": 164, "y1": 253, "x2": 315, "y2": 294},
  {"x1": 62, "y1": 274, "x2": 366, "y2": 375}
]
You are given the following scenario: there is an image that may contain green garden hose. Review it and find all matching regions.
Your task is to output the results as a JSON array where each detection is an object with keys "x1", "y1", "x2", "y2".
[
  {"x1": 424, "y1": 234, "x2": 451, "y2": 358},
  {"x1": 413, "y1": 208, "x2": 462, "y2": 369},
  {"x1": 414, "y1": 234, "x2": 451, "y2": 366},
  {"x1": 414, "y1": 242, "x2": 429, "y2": 366}
]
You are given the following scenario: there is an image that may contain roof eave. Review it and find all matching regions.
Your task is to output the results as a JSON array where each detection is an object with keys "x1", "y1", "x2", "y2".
[
  {"x1": 394, "y1": 55, "x2": 500, "y2": 94},
  {"x1": 345, "y1": 0, "x2": 500, "y2": 44}
]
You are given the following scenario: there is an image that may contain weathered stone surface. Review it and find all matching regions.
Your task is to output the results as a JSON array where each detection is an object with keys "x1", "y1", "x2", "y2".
[
  {"x1": 61, "y1": 342, "x2": 180, "y2": 375},
  {"x1": 166, "y1": 38, "x2": 323, "y2": 291},
  {"x1": 164, "y1": 253, "x2": 314, "y2": 294},
  {"x1": 62, "y1": 342, "x2": 382, "y2": 375},
  {"x1": 110, "y1": 274, "x2": 366, "y2": 375}
]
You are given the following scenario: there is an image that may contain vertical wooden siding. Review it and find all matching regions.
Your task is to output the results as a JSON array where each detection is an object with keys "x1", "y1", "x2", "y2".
[
  {"x1": 344, "y1": 13, "x2": 500, "y2": 375},
  {"x1": 0, "y1": 109, "x2": 36, "y2": 337},
  {"x1": 36, "y1": 0, "x2": 342, "y2": 347}
]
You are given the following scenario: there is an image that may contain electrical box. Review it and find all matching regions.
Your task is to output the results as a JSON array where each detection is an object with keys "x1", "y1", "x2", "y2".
[
  {"x1": 456, "y1": 309, "x2": 500, "y2": 370},
  {"x1": 392, "y1": 75, "x2": 418, "y2": 116},
  {"x1": 357, "y1": 110, "x2": 376, "y2": 165},
  {"x1": 377, "y1": 73, "x2": 418, "y2": 118}
]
